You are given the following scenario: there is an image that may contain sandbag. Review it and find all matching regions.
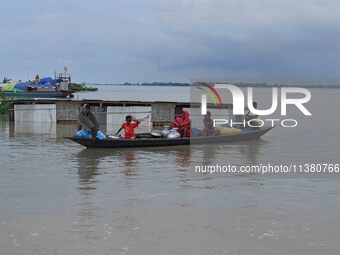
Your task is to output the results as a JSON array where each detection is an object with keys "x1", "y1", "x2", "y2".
[
  {"x1": 75, "y1": 130, "x2": 107, "y2": 140},
  {"x1": 96, "y1": 131, "x2": 106, "y2": 140},
  {"x1": 75, "y1": 130, "x2": 92, "y2": 139}
]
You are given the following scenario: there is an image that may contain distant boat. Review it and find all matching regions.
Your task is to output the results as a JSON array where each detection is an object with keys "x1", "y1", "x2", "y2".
[{"x1": 0, "y1": 68, "x2": 74, "y2": 98}]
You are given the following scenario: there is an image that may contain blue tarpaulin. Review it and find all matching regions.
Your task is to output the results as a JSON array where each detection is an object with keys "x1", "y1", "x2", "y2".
[
  {"x1": 13, "y1": 77, "x2": 58, "y2": 91},
  {"x1": 14, "y1": 82, "x2": 34, "y2": 91},
  {"x1": 38, "y1": 77, "x2": 56, "y2": 86}
]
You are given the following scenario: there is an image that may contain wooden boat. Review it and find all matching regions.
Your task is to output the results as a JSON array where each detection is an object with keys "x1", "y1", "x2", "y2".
[{"x1": 66, "y1": 127, "x2": 273, "y2": 148}]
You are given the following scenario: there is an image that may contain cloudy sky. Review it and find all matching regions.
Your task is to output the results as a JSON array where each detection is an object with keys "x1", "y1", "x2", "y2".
[{"x1": 1, "y1": 0, "x2": 340, "y2": 83}]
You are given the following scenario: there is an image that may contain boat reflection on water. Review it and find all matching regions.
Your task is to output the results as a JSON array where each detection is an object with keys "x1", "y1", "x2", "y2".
[
  {"x1": 75, "y1": 148, "x2": 139, "y2": 186},
  {"x1": 73, "y1": 139, "x2": 265, "y2": 194},
  {"x1": 75, "y1": 146, "x2": 192, "y2": 178},
  {"x1": 74, "y1": 139, "x2": 265, "y2": 185}
]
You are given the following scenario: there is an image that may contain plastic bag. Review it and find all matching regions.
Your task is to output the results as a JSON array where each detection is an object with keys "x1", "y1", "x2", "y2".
[{"x1": 74, "y1": 130, "x2": 107, "y2": 140}]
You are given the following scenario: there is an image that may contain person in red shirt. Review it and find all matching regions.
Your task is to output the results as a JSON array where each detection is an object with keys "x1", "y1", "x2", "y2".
[{"x1": 115, "y1": 115, "x2": 140, "y2": 139}]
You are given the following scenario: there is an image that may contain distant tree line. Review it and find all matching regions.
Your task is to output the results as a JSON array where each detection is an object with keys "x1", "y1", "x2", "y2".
[{"x1": 84, "y1": 81, "x2": 340, "y2": 88}]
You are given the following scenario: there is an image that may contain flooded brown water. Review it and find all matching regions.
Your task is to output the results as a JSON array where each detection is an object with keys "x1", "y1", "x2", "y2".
[{"x1": 1, "y1": 86, "x2": 340, "y2": 255}]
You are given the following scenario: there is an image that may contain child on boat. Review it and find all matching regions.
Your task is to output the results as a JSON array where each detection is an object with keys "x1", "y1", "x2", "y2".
[{"x1": 115, "y1": 115, "x2": 140, "y2": 139}]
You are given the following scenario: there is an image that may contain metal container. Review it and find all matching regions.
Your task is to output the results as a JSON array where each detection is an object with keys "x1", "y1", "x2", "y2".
[
  {"x1": 161, "y1": 126, "x2": 171, "y2": 137},
  {"x1": 167, "y1": 128, "x2": 180, "y2": 139}
]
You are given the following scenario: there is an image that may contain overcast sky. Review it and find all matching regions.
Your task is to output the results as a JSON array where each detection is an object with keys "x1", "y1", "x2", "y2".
[{"x1": 1, "y1": 0, "x2": 340, "y2": 83}]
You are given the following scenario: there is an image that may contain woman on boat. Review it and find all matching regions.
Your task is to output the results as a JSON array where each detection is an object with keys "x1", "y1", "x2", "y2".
[
  {"x1": 171, "y1": 109, "x2": 191, "y2": 137},
  {"x1": 78, "y1": 104, "x2": 100, "y2": 139}
]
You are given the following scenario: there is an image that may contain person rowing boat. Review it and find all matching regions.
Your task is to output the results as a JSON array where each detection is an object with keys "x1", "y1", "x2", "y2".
[{"x1": 115, "y1": 115, "x2": 141, "y2": 139}]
